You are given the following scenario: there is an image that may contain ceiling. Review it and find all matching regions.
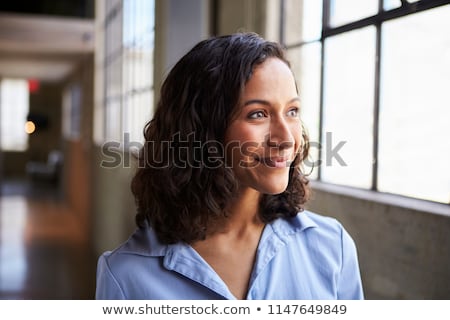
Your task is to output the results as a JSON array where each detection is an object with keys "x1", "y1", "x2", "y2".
[{"x1": 0, "y1": 13, "x2": 94, "y2": 83}]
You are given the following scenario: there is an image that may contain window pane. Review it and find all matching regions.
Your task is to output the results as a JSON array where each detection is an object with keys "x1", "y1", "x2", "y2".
[
  {"x1": 124, "y1": 0, "x2": 154, "y2": 48},
  {"x1": 285, "y1": 0, "x2": 323, "y2": 45},
  {"x1": 121, "y1": 0, "x2": 154, "y2": 146},
  {"x1": 62, "y1": 84, "x2": 81, "y2": 140},
  {"x1": 322, "y1": 27, "x2": 376, "y2": 188},
  {"x1": 378, "y1": 5, "x2": 450, "y2": 203},
  {"x1": 287, "y1": 42, "x2": 322, "y2": 179},
  {"x1": 129, "y1": 92, "x2": 152, "y2": 144},
  {"x1": 330, "y1": 0, "x2": 378, "y2": 27},
  {"x1": 384, "y1": 0, "x2": 401, "y2": 11},
  {"x1": 104, "y1": 0, "x2": 123, "y2": 143},
  {"x1": 105, "y1": 100, "x2": 121, "y2": 141},
  {"x1": 0, "y1": 79, "x2": 29, "y2": 151}
]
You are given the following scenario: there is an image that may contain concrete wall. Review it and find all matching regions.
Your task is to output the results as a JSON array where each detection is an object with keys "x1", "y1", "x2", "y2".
[
  {"x1": 62, "y1": 55, "x2": 94, "y2": 245},
  {"x1": 91, "y1": 146, "x2": 137, "y2": 253},
  {"x1": 306, "y1": 182, "x2": 450, "y2": 299},
  {"x1": 153, "y1": 0, "x2": 210, "y2": 103},
  {"x1": 215, "y1": 0, "x2": 266, "y2": 35}
]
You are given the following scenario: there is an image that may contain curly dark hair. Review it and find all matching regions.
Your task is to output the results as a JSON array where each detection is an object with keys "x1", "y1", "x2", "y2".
[{"x1": 131, "y1": 32, "x2": 310, "y2": 244}]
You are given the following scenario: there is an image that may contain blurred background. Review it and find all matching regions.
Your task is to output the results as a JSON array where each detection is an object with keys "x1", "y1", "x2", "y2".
[{"x1": 0, "y1": 0, "x2": 449, "y2": 299}]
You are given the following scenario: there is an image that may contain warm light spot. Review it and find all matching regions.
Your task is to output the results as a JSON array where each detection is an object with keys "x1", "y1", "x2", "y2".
[{"x1": 25, "y1": 121, "x2": 36, "y2": 134}]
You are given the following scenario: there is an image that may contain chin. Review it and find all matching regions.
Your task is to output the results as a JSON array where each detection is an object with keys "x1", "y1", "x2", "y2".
[{"x1": 259, "y1": 181, "x2": 289, "y2": 195}]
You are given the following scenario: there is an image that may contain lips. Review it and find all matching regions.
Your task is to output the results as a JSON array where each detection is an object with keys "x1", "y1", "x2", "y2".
[{"x1": 256, "y1": 156, "x2": 290, "y2": 168}]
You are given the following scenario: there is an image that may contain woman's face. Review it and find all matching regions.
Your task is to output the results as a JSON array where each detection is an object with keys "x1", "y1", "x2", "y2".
[{"x1": 224, "y1": 57, "x2": 302, "y2": 195}]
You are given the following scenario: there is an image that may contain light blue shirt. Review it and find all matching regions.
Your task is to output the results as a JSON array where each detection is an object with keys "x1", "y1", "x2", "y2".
[{"x1": 96, "y1": 211, "x2": 364, "y2": 299}]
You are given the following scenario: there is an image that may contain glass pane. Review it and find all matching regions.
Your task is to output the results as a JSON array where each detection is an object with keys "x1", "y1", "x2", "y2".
[
  {"x1": 63, "y1": 85, "x2": 82, "y2": 141},
  {"x1": 287, "y1": 42, "x2": 322, "y2": 179},
  {"x1": 131, "y1": 92, "x2": 152, "y2": 144},
  {"x1": 330, "y1": 0, "x2": 379, "y2": 27},
  {"x1": 285, "y1": 0, "x2": 323, "y2": 45},
  {"x1": 121, "y1": 0, "x2": 154, "y2": 148},
  {"x1": 378, "y1": 5, "x2": 450, "y2": 203},
  {"x1": 0, "y1": 79, "x2": 29, "y2": 151},
  {"x1": 322, "y1": 27, "x2": 376, "y2": 188},
  {"x1": 384, "y1": 0, "x2": 401, "y2": 11},
  {"x1": 109, "y1": 57, "x2": 123, "y2": 98},
  {"x1": 105, "y1": 100, "x2": 121, "y2": 142},
  {"x1": 105, "y1": 3, "x2": 122, "y2": 57},
  {"x1": 123, "y1": 0, "x2": 155, "y2": 48}
]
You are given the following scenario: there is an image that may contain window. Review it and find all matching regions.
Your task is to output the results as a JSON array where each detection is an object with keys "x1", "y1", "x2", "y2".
[
  {"x1": 122, "y1": 0, "x2": 155, "y2": 145},
  {"x1": 378, "y1": 6, "x2": 450, "y2": 203},
  {"x1": 100, "y1": 0, "x2": 155, "y2": 145},
  {"x1": 322, "y1": 26, "x2": 376, "y2": 189},
  {"x1": 0, "y1": 79, "x2": 29, "y2": 151},
  {"x1": 62, "y1": 84, "x2": 82, "y2": 140},
  {"x1": 281, "y1": 0, "x2": 450, "y2": 204}
]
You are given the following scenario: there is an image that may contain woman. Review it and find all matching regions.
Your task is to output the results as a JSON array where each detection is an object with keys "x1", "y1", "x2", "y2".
[{"x1": 96, "y1": 32, "x2": 364, "y2": 300}]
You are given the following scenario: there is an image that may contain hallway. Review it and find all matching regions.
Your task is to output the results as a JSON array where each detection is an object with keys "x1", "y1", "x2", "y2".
[{"x1": 0, "y1": 179, "x2": 96, "y2": 299}]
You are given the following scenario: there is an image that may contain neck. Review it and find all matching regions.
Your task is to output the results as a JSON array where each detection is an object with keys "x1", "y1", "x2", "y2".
[{"x1": 221, "y1": 187, "x2": 263, "y2": 236}]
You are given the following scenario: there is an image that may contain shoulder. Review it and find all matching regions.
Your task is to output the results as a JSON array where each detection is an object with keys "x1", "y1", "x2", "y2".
[
  {"x1": 300, "y1": 210, "x2": 343, "y2": 230},
  {"x1": 96, "y1": 227, "x2": 168, "y2": 299},
  {"x1": 300, "y1": 210, "x2": 356, "y2": 247},
  {"x1": 97, "y1": 226, "x2": 166, "y2": 276},
  {"x1": 300, "y1": 210, "x2": 347, "y2": 238},
  {"x1": 290, "y1": 212, "x2": 364, "y2": 299},
  {"x1": 277, "y1": 209, "x2": 348, "y2": 240},
  {"x1": 103, "y1": 225, "x2": 166, "y2": 255},
  {"x1": 276, "y1": 210, "x2": 358, "y2": 260}
]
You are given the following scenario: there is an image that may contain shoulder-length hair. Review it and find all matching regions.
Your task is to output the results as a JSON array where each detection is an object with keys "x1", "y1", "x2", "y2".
[{"x1": 131, "y1": 32, "x2": 310, "y2": 244}]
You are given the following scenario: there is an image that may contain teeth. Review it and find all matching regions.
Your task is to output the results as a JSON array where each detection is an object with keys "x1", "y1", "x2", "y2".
[{"x1": 253, "y1": 156, "x2": 290, "y2": 167}]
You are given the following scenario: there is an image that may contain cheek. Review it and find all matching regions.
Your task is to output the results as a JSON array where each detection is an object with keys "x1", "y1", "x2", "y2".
[
  {"x1": 224, "y1": 124, "x2": 265, "y2": 169},
  {"x1": 292, "y1": 124, "x2": 303, "y2": 153},
  {"x1": 225, "y1": 122, "x2": 265, "y2": 147},
  {"x1": 225, "y1": 138, "x2": 260, "y2": 169}
]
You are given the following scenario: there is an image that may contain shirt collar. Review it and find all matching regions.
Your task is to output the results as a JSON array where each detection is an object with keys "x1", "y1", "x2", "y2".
[
  {"x1": 119, "y1": 211, "x2": 317, "y2": 299},
  {"x1": 248, "y1": 211, "x2": 317, "y2": 288},
  {"x1": 270, "y1": 210, "x2": 318, "y2": 240},
  {"x1": 121, "y1": 211, "x2": 318, "y2": 258}
]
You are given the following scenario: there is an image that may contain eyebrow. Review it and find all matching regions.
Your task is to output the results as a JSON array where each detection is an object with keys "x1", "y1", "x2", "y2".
[{"x1": 243, "y1": 97, "x2": 300, "y2": 107}]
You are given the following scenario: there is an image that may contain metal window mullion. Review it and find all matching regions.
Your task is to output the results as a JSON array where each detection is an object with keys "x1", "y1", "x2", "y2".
[
  {"x1": 285, "y1": 38, "x2": 324, "y2": 50},
  {"x1": 317, "y1": 0, "x2": 330, "y2": 180},
  {"x1": 323, "y1": 0, "x2": 450, "y2": 38},
  {"x1": 103, "y1": 0, "x2": 110, "y2": 141},
  {"x1": 119, "y1": 0, "x2": 124, "y2": 142},
  {"x1": 312, "y1": 0, "x2": 450, "y2": 189},
  {"x1": 371, "y1": 0, "x2": 384, "y2": 191}
]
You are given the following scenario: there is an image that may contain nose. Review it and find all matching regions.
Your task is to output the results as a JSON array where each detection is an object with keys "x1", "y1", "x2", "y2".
[{"x1": 267, "y1": 117, "x2": 295, "y2": 150}]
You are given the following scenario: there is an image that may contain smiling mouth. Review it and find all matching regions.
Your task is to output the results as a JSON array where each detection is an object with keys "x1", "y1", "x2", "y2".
[{"x1": 256, "y1": 157, "x2": 291, "y2": 168}]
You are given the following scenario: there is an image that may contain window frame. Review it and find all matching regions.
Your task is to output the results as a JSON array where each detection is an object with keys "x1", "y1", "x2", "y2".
[
  {"x1": 280, "y1": 0, "x2": 450, "y2": 205},
  {"x1": 102, "y1": 0, "x2": 155, "y2": 146}
]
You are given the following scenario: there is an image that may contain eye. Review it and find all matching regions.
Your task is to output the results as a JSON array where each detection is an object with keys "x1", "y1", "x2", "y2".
[
  {"x1": 248, "y1": 110, "x2": 266, "y2": 119},
  {"x1": 287, "y1": 107, "x2": 300, "y2": 118}
]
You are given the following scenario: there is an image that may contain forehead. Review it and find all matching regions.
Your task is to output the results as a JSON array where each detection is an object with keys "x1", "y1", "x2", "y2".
[{"x1": 242, "y1": 58, "x2": 297, "y2": 99}]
